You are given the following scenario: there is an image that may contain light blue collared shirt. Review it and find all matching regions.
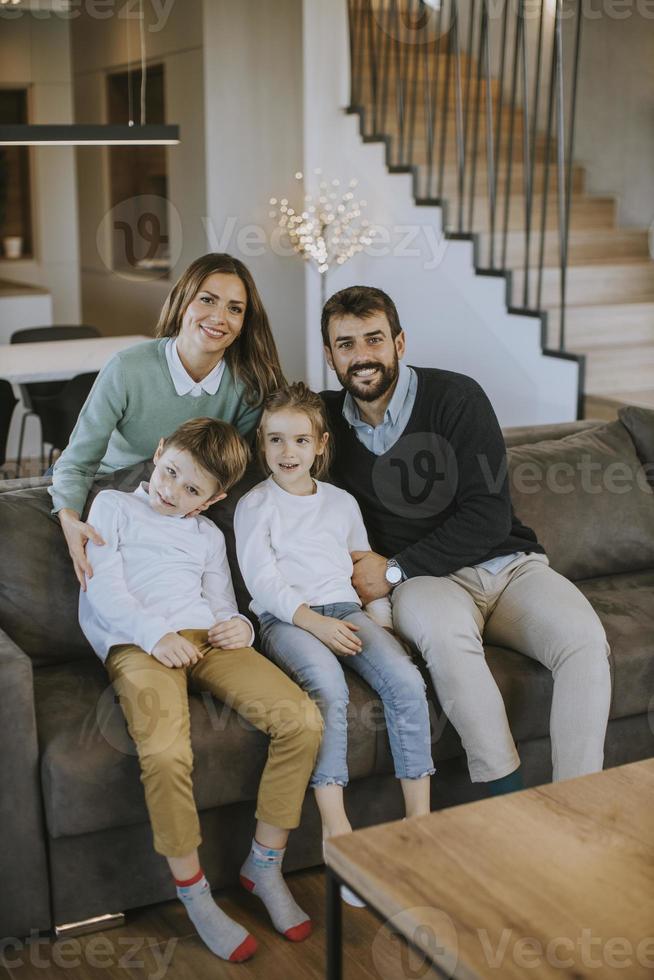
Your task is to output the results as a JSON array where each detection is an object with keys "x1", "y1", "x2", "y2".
[{"x1": 342, "y1": 363, "x2": 518, "y2": 575}]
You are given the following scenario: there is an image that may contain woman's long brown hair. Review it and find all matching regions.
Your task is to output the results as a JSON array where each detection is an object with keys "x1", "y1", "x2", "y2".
[{"x1": 155, "y1": 253, "x2": 285, "y2": 405}]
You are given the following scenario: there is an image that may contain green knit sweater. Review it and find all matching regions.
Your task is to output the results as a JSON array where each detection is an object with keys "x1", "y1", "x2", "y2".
[{"x1": 49, "y1": 339, "x2": 261, "y2": 515}]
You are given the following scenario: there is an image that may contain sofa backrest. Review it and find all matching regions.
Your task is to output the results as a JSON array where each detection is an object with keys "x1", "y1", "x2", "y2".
[
  {"x1": 1, "y1": 417, "x2": 652, "y2": 665},
  {"x1": 507, "y1": 419, "x2": 654, "y2": 580}
]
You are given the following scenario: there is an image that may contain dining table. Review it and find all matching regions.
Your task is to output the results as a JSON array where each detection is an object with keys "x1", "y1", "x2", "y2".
[{"x1": 0, "y1": 334, "x2": 151, "y2": 384}]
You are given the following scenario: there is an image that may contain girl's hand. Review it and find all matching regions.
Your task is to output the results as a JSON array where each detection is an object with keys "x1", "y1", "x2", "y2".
[
  {"x1": 208, "y1": 617, "x2": 252, "y2": 650},
  {"x1": 152, "y1": 632, "x2": 202, "y2": 668},
  {"x1": 58, "y1": 508, "x2": 106, "y2": 591},
  {"x1": 292, "y1": 605, "x2": 362, "y2": 655}
]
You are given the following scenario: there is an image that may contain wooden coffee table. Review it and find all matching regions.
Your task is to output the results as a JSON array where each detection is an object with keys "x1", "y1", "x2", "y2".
[{"x1": 324, "y1": 759, "x2": 654, "y2": 979}]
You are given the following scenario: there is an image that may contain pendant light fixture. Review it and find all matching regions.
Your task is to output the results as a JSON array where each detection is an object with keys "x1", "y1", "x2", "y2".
[{"x1": 0, "y1": 0, "x2": 180, "y2": 146}]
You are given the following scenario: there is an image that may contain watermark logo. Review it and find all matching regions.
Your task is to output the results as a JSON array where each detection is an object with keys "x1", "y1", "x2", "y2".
[
  {"x1": 96, "y1": 194, "x2": 182, "y2": 281},
  {"x1": 372, "y1": 433, "x2": 459, "y2": 520},
  {"x1": 371, "y1": 907, "x2": 459, "y2": 979}
]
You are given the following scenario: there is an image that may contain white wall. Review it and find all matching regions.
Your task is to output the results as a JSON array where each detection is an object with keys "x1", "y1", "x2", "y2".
[
  {"x1": 0, "y1": 11, "x2": 81, "y2": 322},
  {"x1": 301, "y1": 0, "x2": 579, "y2": 426},
  {"x1": 567, "y1": 12, "x2": 654, "y2": 229},
  {"x1": 202, "y1": 0, "x2": 307, "y2": 382}
]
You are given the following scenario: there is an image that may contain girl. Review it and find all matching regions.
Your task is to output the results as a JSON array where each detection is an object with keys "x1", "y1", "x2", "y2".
[
  {"x1": 234, "y1": 383, "x2": 434, "y2": 905},
  {"x1": 50, "y1": 252, "x2": 285, "y2": 589}
]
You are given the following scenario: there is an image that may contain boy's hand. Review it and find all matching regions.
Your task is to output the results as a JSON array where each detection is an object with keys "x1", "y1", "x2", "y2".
[
  {"x1": 208, "y1": 618, "x2": 251, "y2": 650},
  {"x1": 152, "y1": 632, "x2": 202, "y2": 668},
  {"x1": 293, "y1": 606, "x2": 362, "y2": 657},
  {"x1": 59, "y1": 508, "x2": 105, "y2": 591}
]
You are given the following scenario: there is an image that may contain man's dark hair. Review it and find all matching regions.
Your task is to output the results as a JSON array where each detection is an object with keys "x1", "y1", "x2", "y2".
[{"x1": 321, "y1": 285, "x2": 403, "y2": 347}]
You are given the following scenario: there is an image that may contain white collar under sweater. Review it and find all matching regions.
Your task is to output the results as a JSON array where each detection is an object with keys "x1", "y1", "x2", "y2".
[{"x1": 165, "y1": 337, "x2": 226, "y2": 397}]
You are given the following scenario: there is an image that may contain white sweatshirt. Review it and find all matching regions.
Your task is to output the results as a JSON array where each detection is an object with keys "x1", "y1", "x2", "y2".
[
  {"x1": 234, "y1": 476, "x2": 392, "y2": 627},
  {"x1": 79, "y1": 484, "x2": 254, "y2": 661}
]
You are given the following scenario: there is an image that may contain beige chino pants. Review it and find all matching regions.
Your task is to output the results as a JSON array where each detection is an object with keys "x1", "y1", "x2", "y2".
[
  {"x1": 391, "y1": 554, "x2": 612, "y2": 782},
  {"x1": 106, "y1": 630, "x2": 323, "y2": 857}
]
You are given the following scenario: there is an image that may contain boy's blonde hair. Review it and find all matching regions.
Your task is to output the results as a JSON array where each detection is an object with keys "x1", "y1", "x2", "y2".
[
  {"x1": 161, "y1": 417, "x2": 250, "y2": 493},
  {"x1": 258, "y1": 382, "x2": 332, "y2": 480}
]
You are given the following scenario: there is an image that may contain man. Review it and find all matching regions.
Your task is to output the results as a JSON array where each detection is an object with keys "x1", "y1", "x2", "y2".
[{"x1": 321, "y1": 285, "x2": 611, "y2": 794}]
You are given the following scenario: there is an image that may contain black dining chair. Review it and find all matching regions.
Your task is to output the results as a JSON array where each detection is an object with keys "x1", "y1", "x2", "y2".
[
  {"x1": 10, "y1": 325, "x2": 100, "y2": 474},
  {"x1": 0, "y1": 380, "x2": 18, "y2": 479},
  {"x1": 28, "y1": 372, "x2": 99, "y2": 471}
]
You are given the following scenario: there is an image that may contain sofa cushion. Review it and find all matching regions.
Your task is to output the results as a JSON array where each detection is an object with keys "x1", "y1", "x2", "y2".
[
  {"x1": 619, "y1": 406, "x2": 654, "y2": 487},
  {"x1": 576, "y1": 569, "x2": 654, "y2": 719},
  {"x1": 507, "y1": 420, "x2": 654, "y2": 580}
]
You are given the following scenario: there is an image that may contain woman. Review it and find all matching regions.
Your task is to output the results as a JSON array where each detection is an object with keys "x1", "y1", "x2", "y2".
[{"x1": 51, "y1": 252, "x2": 284, "y2": 589}]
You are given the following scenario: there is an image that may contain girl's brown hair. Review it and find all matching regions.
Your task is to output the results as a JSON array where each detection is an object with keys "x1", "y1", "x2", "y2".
[
  {"x1": 258, "y1": 382, "x2": 332, "y2": 480},
  {"x1": 155, "y1": 253, "x2": 285, "y2": 406}
]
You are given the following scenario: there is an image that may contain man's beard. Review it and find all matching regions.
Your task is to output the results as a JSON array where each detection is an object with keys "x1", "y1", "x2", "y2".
[{"x1": 336, "y1": 355, "x2": 399, "y2": 402}]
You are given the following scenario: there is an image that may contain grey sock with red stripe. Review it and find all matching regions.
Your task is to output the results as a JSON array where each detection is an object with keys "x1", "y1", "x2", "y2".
[
  {"x1": 240, "y1": 840, "x2": 311, "y2": 942},
  {"x1": 175, "y1": 869, "x2": 257, "y2": 962}
]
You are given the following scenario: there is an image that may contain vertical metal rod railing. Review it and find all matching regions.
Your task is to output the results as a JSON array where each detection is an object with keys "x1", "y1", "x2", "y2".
[
  {"x1": 501, "y1": 9, "x2": 522, "y2": 270},
  {"x1": 392, "y1": 0, "x2": 407, "y2": 163},
  {"x1": 490, "y1": 0, "x2": 510, "y2": 269},
  {"x1": 379, "y1": 0, "x2": 394, "y2": 135},
  {"x1": 460, "y1": 0, "x2": 477, "y2": 229},
  {"x1": 554, "y1": 0, "x2": 567, "y2": 347},
  {"x1": 365, "y1": 0, "x2": 380, "y2": 133},
  {"x1": 437, "y1": 0, "x2": 454, "y2": 200},
  {"x1": 537, "y1": 0, "x2": 559, "y2": 312},
  {"x1": 467, "y1": 1, "x2": 485, "y2": 232},
  {"x1": 405, "y1": 0, "x2": 422, "y2": 165},
  {"x1": 426, "y1": 0, "x2": 445, "y2": 198},
  {"x1": 452, "y1": 0, "x2": 466, "y2": 229},
  {"x1": 481, "y1": 0, "x2": 495, "y2": 269},
  {"x1": 346, "y1": 0, "x2": 582, "y2": 349},
  {"x1": 519, "y1": 0, "x2": 532, "y2": 308},
  {"x1": 422, "y1": 3, "x2": 435, "y2": 198},
  {"x1": 560, "y1": 0, "x2": 583, "y2": 351}
]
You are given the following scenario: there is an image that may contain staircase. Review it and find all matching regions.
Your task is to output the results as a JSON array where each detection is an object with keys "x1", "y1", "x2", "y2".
[{"x1": 347, "y1": 0, "x2": 654, "y2": 418}]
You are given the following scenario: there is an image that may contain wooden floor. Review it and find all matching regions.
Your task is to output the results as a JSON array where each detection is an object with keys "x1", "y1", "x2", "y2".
[{"x1": 0, "y1": 868, "x2": 441, "y2": 980}]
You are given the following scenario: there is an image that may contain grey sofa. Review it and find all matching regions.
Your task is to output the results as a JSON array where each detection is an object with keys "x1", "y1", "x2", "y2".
[{"x1": 1, "y1": 409, "x2": 653, "y2": 940}]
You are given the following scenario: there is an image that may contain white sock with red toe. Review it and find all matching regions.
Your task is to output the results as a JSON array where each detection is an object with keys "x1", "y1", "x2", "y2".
[
  {"x1": 240, "y1": 840, "x2": 312, "y2": 942},
  {"x1": 175, "y1": 869, "x2": 257, "y2": 962}
]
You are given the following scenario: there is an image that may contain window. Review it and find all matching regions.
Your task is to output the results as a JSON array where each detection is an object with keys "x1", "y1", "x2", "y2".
[
  {"x1": 0, "y1": 88, "x2": 33, "y2": 259},
  {"x1": 106, "y1": 64, "x2": 170, "y2": 277}
]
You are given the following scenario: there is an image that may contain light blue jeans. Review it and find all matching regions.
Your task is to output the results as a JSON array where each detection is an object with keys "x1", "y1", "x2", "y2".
[{"x1": 258, "y1": 603, "x2": 435, "y2": 788}]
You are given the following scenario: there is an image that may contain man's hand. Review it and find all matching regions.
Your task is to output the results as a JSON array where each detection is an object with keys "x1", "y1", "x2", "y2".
[
  {"x1": 208, "y1": 617, "x2": 252, "y2": 650},
  {"x1": 59, "y1": 508, "x2": 105, "y2": 591},
  {"x1": 293, "y1": 606, "x2": 362, "y2": 656},
  {"x1": 351, "y1": 550, "x2": 391, "y2": 604},
  {"x1": 151, "y1": 632, "x2": 202, "y2": 668}
]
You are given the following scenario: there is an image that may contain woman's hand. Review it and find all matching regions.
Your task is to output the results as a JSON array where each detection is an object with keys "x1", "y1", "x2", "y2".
[
  {"x1": 293, "y1": 605, "x2": 362, "y2": 657},
  {"x1": 208, "y1": 617, "x2": 252, "y2": 650},
  {"x1": 152, "y1": 632, "x2": 202, "y2": 668},
  {"x1": 58, "y1": 508, "x2": 106, "y2": 591}
]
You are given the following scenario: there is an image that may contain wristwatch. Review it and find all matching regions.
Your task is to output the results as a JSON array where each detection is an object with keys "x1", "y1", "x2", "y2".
[{"x1": 385, "y1": 559, "x2": 405, "y2": 587}]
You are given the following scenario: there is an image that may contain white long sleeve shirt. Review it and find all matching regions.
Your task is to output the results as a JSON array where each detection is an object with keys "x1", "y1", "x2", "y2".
[
  {"x1": 234, "y1": 476, "x2": 392, "y2": 627},
  {"x1": 79, "y1": 484, "x2": 253, "y2": 661}
]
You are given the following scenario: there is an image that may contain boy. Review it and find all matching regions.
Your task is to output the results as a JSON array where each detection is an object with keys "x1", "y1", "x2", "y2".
[{"x1": 79, "y1": 417, "x2": 323, "y2": 963}]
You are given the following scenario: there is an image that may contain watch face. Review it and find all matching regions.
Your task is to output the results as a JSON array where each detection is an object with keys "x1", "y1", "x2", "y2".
[{"x1": 386, "y1": 564, "x2": 402, "y2": 585}]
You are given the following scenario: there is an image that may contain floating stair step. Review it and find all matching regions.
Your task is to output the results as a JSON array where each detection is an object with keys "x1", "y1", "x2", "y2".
[
  {"x1": 480, "y1": 229, "x2": 649, "y2": 268},
  {"x1": 571, "y1": 342, "x2": 654, "y2": 394},
  {"x1": 512, "y1": 261, "x2": 654, "y2": 308},
  {"x1": 546, "y1": 302, "x2": 654, "y2": 349}
]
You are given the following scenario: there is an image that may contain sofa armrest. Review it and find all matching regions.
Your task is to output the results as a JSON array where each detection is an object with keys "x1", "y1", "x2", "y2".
[{"x1": 0, "y1": 628, "x2": 51, "y2": 937}]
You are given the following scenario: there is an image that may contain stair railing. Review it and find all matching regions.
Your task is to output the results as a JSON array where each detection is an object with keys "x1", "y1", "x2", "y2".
[{"x1": 347, "y1": 0, "x2": 584, "y2": 351}]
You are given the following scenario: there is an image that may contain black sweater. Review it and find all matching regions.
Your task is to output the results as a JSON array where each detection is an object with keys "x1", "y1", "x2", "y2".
[{"x1": 322, "y1": 366, "x2": 543, "y2": 579}]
